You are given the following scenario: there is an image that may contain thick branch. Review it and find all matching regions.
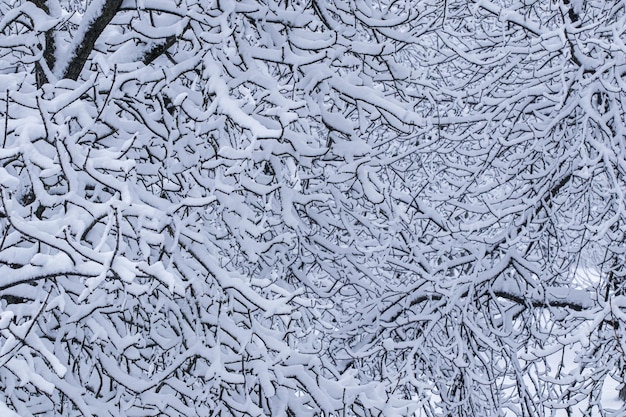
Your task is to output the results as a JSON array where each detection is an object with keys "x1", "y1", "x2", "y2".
[
  {"x1": 62, "y1": 0, "x2": 123, "y2": 81},
  {"x1": 492, "y1": 279, "x2": 595, "y2": 312},
  {"x1": 380, "y1": 276, "x2": 596, "y2": 326},
  {"x1": 31, "y1": 0, "x2": 56, "y2": 86}
]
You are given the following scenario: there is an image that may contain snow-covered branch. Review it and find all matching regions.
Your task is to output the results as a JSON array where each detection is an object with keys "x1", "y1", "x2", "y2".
[{"x1": 0, "y1": 0, "x2": 625, "y2": 416}]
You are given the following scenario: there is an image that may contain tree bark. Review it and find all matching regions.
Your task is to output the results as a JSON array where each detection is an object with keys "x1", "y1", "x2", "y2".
[{"x1": 62, "y1": 0, "x2": 123, "y2": 81}]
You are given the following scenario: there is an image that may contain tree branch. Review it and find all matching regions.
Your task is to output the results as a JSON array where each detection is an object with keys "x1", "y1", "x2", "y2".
[
  {"x1": 473, "y1": 0, "x2": 542, "y2": 36},
  {"x1": 62, "y1": 0, "x2": 123, "y2": 81},
  {"x1": 31, "y1": 0, "x2": 56, "y2": 86},
  {"x1": 492, "y1": 279, "x2": 595, "y2": 312},
  {"x1": 142, "y1": 35, "x2": 177, "y2": 65}
]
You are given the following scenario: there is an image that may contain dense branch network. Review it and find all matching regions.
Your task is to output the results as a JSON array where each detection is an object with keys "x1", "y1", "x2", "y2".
[{"x1": 0, "y1": 0, "x2": 624, "y2": 416}]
